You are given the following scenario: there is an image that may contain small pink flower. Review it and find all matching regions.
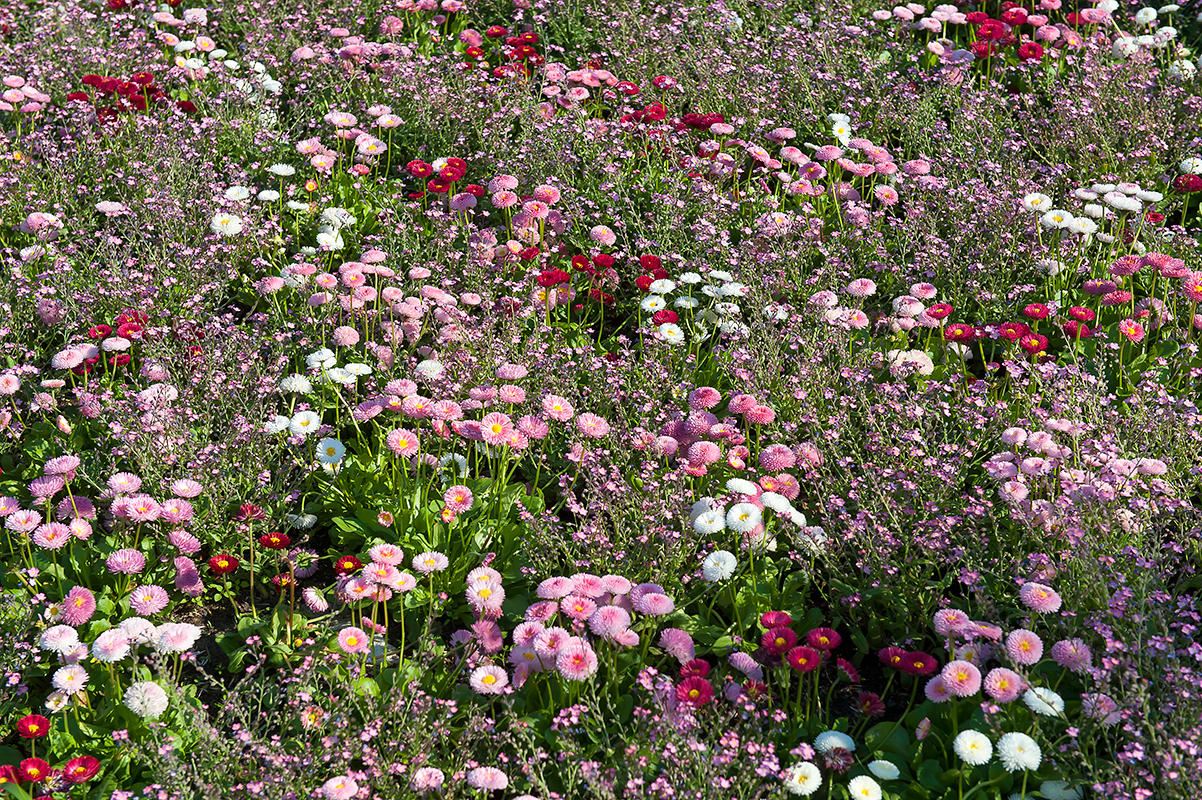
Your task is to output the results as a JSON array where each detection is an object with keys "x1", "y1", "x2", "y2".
[
  {"x1": 939, "y1": 659, "x2": 981, "y2": 697},
  {"x1": 1018, "y1": 582, "x2": 1062, "y2": 613},
  {"x1": 576, "y1": 413, "x2": 610, "y2": 438},
  {"x1": 983, "y1": 667, "x2": 1024, "y2": 702},
  {"x1": 337, "y1": 627, "x2": 370, "y2": 655},
  {"x1": 1005, "y1": 629, "x2": 1044, "y2": 665},
  {"x1": 469, "y1": 664, "x2": 509, "y2": 694},
  {"x1": 1050, "y1": 638, "x2": 1091, "y2": 672}
]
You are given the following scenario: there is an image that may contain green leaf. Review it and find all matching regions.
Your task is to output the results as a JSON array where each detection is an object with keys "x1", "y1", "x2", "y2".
[
  {"x1": 865, "y1": 722, "x2": 912, "y2": 755},
  {"x1": 0, "y1": 745, "x2": 21, "y2": 766},
  {"x1": 916, "y1": 759, "x2": 943, "y2": 791},
  {"x1": 353, "y1": 676, "x2": 380, "y2": 698}
]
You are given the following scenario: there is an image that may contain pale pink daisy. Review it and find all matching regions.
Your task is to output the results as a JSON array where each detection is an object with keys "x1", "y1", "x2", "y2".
[
  {"x1": 385, "y1": 428, "x2": 420, "y2": 456},
  {"x1": 556, "y1": 639, "x2": 599, "y2": 680},
  {"x1": 466, "y1": 767, "x2": 508, "y2": 791},
  {"x1": 469, "y1": 664, "x2": 509, "y2": 694},
  {"x1": 480, "y1": 412, "x2": 513, "y2": 446},
  {"x1": 369, "y1": 544, "x2": 404, "y2": 565},
  {"x1": 576, "y1": 413, "x2": 610, "y2": 438},
  {"x1": 444, "y1": 485, "x2": 474, "y2": 513},
  {"x1": 1018, "y1": 582, "x2": 1062, "y2": 613},
  {"x1": 413, "y1": 551, "x2": 449, "y2": 574},
  {"x1": 983, "y1": 667, "x2": 1024, "y2": 702},
  {"x1": 1005, "y1": 629, "x2": 1044, "y2": 665},
  {"x1": 337, "y1": 626, "x2": 370, "y2": 655},
  {"x1": 129, "y1": 585, "x2": 170, "y2": 615},
  {"x1": 940, "y1": 660, "x2": 982, "y2": 697}
]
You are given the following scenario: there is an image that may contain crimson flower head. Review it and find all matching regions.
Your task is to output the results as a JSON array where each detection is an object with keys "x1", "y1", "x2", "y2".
[
  {"x1": 114, "y1": 309, "x2": 148, "y2": 326},
  {"x1": 485, "y1": 25, "x2": 508, "y2": 37},
  {"x1": 208, "y1": 554, "x2": 239, "y2": 575},
  {"x1": 1019, "y1": 333, "x2": 1049, "y2": 354},
  {"x1": 742, "y1": 679, "x2": 768, "y2": 700},
  {"x1": 976, "y1": 19, "x2": 1007, "y2": 41},
  {"x1": 806, "y1": 627, "x2": 842, "y2": 650},
  {"x1": 234, "y1": 503, "x2": 266, "y2": 521},
  {"x1": 1173, "y1": 174, "x2": 1202, "y2": 194},
  {"x1": 63, "y1": 756, "x2": 100, "y2": 784},
  {"x1": 964, "y1": 10, "x2": 988, "y2": 23},
  {"x1": 334, "y1": 555, "x2": 363, "y2": 576},
  {"x1": 639, "y1": 254, "x2": 662, "y2": 272},
  {"x1": 406, "y1": 160, "x2": 433, "y2": 178},
  {"x1": 0, "y1": 765, "x2": 17, "y2": 785},
  {"x1": 88, "y1": 324, "x2": 112, "y2": 338},
  {"x1": 901, "y1": 651, "x2": 939, "y2": 675},
  {"x1": 926, "y1": 303, "x2": 953, "y2": 320},
  {"x1": 1064, "y1": 321, "x2": 1093, "y2": 339},
  {"x1": 570, "y1": 255, "x2": 592, "y2": 273},
  {"x1": 945, "y1": 323, "x2": 976, "y2": 343},
  {"x1": 1017, "y1": 41, "x2": 1043, "y2": 61},
  {"x1": 18, "y1": 758, "x2": 50, "y2": 783},
  {"x1": 761, "y1": 626, "x2": 797, "y2": 655},
  {"x1": 271, "y1": 573, "x2": 294, "y2": 590},
  {"x1": 1021, "y1": 303, "x2": 1051, "y2": 320},
  {"x1": 537, "y1": 269, "x2": 570, "y2": 288},
  {"x1": 680, "y1": 658, "x2": 711, "y2": 679},
  {"x1": 17, "y1": 714, "x2": 50, "y2": 738},
  {"x1": 857, "y1": 690, "x2": 886, "y2": 716},
  {"x1": 652, "y1": 309, "x2": 678, "y2": 325},
  {"x1": 760, "y1": 610, "x2": 792, "y2": 628},
  {"x1": 635, "y1": 275, "x2": 654, "y2": 291},
  {"x1": 1001, "y1": 6, "x2": 1028, "y2": 25},
  {"x1": 1068, "y1": 306, "x2": 1095, "y2": 323},
  {"x1": 258, "y1": 532, "x2": 291, "y2": 549},
  {"x1": 836, "y1": 657, "x2": 861, "y2": 682},
  {"x1": 998, "y1": 321, "x2": 1031, "y2": 341},
  {"x1": 463, "y1": 184, "x2": 485, "y2": 197},
  {"x1": 675, "y1": 676, "x2": 713, "y2": 708},
  {"x1": 786, "y1": 645, "x2": 821, "y2": 672},
  {"x1": 878, "y1": 646, "x2": 907, "y2": 669},
  {"x1": 593, "y1": 253, "x2": 615, "y2": 269},
  {"x1": 969, "y1": 40, "x2": 997, "y2": 59}
]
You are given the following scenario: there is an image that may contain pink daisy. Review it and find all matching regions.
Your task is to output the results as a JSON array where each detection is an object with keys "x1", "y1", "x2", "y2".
[
  {"x1": 556, "y1": 639, "x2": 599, "y2": 681},
  {"x1": 469, "y1": 664, "x2": 509, "y2": 695},
  {"x1": 466, "y1": 767, "x2": 508, "y2": 792},
  {"x1": 129, "y1": 585, "x2": 170, "y2": 615},
  {"x1": 1005, "y1": 629, "x2": 1044, "y2": 665},
  {"x1": 385, "y1": 428, "x2": 420, "y2": 456},
  {"x1": 588, "y1": 605, "x2": 632, "y2": 639},
  {"x1": 983, "y1": 667, "x2": 1024, "y2": 702},
  {"x1": 480, "y1": 412, "x2": 513, "y2": 446},
  {"x1": 1018, "y1": 582, "x2": 1062, "y2": 614},
  {"x1": 924, "y1": 675, "x2": 952, "y2": 703},
  {"x1": 1050, "y1": 638, "x2": 1091, "y2": 672},
  {"x1": 939, "y1": 660, "x2": 982, "y2": 697},
  {"x1": 443, "y1": 486, "x2": 474, "y2": 513},
  {"x1": 575, "y1": 413, "x2": 610, "y2": 438},
  {"x1": 337, "y1": 626, "x2": 370, "y2": 655}
]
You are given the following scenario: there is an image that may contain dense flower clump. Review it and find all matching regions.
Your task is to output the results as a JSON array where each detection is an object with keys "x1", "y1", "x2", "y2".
[{"x1": 0, "y1": 0, "x2": 1200, "y2": 798}]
